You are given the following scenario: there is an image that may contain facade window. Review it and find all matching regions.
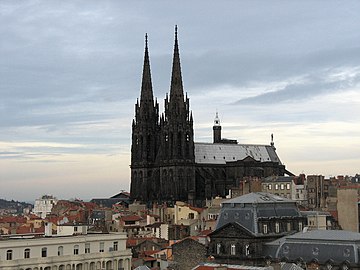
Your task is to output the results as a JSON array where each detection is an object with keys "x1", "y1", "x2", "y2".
[
  {"x1": 245, "y1": 244, "x2": 250, "y2": 256},
  {"x1": 42, "y1": 247, "x2": 47, "y2": 257},
  {"x1": 58, "y1": 246, "x2": 63, "y2": 256},
  {"x1": 275, "y1": 222, "x2": 280, "y2": 233},
  {"x1": 113, "y1": 241, "x2": 118, "y2": 251},
  {"x1": 74, "y1": 226, "x2": 78, "y2": 232},
  {"x1": 85, "y1": 243, "x2": 90, "y2": 253},
  {"x1": 99, "y1": 242, "x2": 104, "y2": 252},
  {"x1": 280, "y1": 184, "x2": 284, "y2": 190},
  {"x1": 299, "y1": 222, "x2": 303, "y2": 231},
  {"x1": 24, "y1": 248, "x2": 30, "y2": 259},
  {"x1": 216, "y1": 243, "x2": 221, "y2": 254},
  {"x1": 343, "y1": 248, "x2": 351, "y2": 257},
  {"x1": 275, "y1": 184, "x2": 279, "y2": 190},
  {"x1": 188, "y1": 213, "x2": 195, "y2": 219},
  {"x1": 6, "y1": 250, "x2": 12, "y2": 260},
  {"x1": 263, "y1": 224, "x2": 268, "y2": 234},
  {"x1": 286, "y1": 183, "x2": 291, "y2": 190},
  {"x1": 74, "y1": 245, "x2": 79, "y2": 255},
  {"x1": 268, "y1": 184, "x2": 272, "y2": 190},
  {"x1": 312, "y1": 247, "x2": 319, "y2": 256},
  {"x1": 230, "y1": 244, "x2": 236, "y2": 255}
]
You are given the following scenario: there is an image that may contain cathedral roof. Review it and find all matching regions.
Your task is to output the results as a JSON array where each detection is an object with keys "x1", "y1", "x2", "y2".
[{"x1": 194, "y1": 143, "x2": 281, "y2": 164}]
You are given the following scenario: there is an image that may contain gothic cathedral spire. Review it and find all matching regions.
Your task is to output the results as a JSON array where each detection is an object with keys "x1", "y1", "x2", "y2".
[
  {"x1": 131, "y1": 33, "x2": 159, "y2": 166},
  {"x1": 140, "y1": 33, "x2": 154, "y2": 113},
  {"x1": 168, "y1": 25, "x2": 185, "y2": 115}
]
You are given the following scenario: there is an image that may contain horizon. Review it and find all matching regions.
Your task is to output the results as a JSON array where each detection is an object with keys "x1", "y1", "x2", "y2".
[{"x1": 1, "y1": 1, "x2": 360, "y2": 202}]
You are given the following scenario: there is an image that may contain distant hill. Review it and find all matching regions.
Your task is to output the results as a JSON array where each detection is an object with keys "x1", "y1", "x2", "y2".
[{"x1": 0, "y1": 198, "x2": 33, "y2": 214}]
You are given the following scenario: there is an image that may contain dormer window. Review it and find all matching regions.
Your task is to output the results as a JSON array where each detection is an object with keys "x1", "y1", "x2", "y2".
[
  {"x1": 263, "y1": 224, "x2": 268, "y2": 234},
  {"x1": 275, "y1": 222, "x2": 280, "y2": 233}
]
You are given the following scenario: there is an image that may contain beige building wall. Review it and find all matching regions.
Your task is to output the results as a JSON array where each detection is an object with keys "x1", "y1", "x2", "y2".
[
  {"x1": 0, "y1": 232, "x2": 131, "y2": 270},
  {"x1": 337, "y1": 188, "x2": 359, "y2": 232}
]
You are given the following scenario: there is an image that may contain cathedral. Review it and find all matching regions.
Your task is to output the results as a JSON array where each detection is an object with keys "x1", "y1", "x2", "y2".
[{"x1": 130, "y1": 27, "x2": 289, "y2": 206}]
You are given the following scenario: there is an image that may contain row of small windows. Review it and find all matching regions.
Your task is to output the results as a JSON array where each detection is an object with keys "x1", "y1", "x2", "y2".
[
  {"x1": 4, "y1": 242, "x2": 118, "y2": 260},
  {"x1": 265, "y1": 183, "x2": 291, "y2": 190},
  {"x1": 216, "y1": 243, "x2": 251, "y2": 256},
  {"x1": 261, "y1": 222, "x2": 303, "y2": 234},
  {"x1": 203, "y1": 156, "x2": 236, "y2": 160}
]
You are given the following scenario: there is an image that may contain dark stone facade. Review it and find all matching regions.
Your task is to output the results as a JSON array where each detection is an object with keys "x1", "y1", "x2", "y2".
[
  {"x1": 169, "y1": 238, "x2": 207, "y2": 270},
  {"x1": 130, "y1": 28, "x2": 287, "y2": 206},
  {"x1": 208, "y1": 193, "x2": 306, "y2": 266},
  {"x1": 209, "y1": 222, "x2": 275, "y2": 265}
]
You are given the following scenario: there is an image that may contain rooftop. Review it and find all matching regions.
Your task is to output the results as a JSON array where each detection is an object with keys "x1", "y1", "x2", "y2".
[
  {"x1": 194, "y1": 143, "x2": 281, "y2": 165},
  {"x1": 223, "y1": 192, "x2": 294, "y2": 205}
]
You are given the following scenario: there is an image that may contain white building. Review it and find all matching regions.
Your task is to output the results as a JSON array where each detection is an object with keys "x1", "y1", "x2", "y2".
[
  {"x1": 0, "y1": 230, "x2": 132, "y2": 270},
  {"x1": 33, "y1": 195, "x2": 58, "y2": 219}
]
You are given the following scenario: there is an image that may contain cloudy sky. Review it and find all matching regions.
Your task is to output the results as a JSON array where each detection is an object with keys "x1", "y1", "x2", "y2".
[{"x1": 1, "y1": 1, "x2": 360, "y2": 202}]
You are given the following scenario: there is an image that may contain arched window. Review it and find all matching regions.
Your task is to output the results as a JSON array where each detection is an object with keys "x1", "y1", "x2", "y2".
[
  {"x1": 74, "y1": 245, "x2": 79, "y2": 255},
  {"x1": 24, "y1": 248, "x2": 30, "y2": 259},
  {"x1": 245, "y1": 244, "x2": 250, "y2": 256},
  {"x1": 58, "y1": 246, "x2": 63, "y2": 256},
  {"x1": 41, "y1": 247, "x2": 47, "y2": 257},
  {"x1": 216, "y1": 243, "x2": 221, "y2": 254},
  {"x1": 230, "y1": 244, "x2": 236, "y2": 255},
  {"x1": 6, "y1": 250, "x2": 12, "y2": 260}
]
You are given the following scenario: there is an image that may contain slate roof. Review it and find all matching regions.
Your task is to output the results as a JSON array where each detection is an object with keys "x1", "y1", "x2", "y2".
[
  {"x1": 194, "y1": 143, "x2": 281, "y2": 164},
  {"x1": 264, "y1": 230, "x2": 360, "y2": 265},
  {"x1": 286, "y1": 229, "x2": 360, "y2": 242},
  {"x1": 216, "y1": 193, "x2": 301, "y2": 232},
  {"x1": 222, "y1": 192, "x2": 294, "y2": 205}
]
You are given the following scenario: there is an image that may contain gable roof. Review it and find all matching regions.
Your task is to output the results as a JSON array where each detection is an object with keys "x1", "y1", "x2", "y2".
[{"x1": 209, "y1": 222, "x2": 255, "y2": 238}]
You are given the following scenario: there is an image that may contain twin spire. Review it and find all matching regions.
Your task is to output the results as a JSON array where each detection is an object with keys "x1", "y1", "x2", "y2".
[
  {"x1": 140, "y1": 26, "x2": 184, "y2": 109},
  {"x1": 140, "y1": 33, "x2": 154, "y2": 104}
]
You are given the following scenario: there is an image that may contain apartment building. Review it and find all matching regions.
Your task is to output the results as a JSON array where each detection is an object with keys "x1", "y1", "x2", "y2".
[{"x1": 0, "y1": 229, "x2": 131, "y2": 270}]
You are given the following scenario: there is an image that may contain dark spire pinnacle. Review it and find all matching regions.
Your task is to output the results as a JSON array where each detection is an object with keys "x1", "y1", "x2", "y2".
[
  {"x1": 140, "y1": 33, "x2": 154, "y2": 105},
  {"x1": 270, "y1": 133, "x2": 275, "y2": 148},
  {"x1": 169, "y1": 25, "x2": 184, "y2": 108}
]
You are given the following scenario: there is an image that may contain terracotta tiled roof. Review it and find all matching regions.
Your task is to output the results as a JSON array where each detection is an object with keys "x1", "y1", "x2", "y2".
[
  {"x1": 198, "y1": 229, "x2": 213, "y2": 236},
  {"x1": 0, "y1": 216, "x2": 27, "y2": 224},
  {"x1": 143, "y1": 250, "x2": 159, "y2": 256},
  {"x1": 122, "y1": 215, "x2": 143, "y2": 222},
  {"x1": 16, "y1": 225, "x2": 33, "y2": 234},
  {"x1": 189, "y1": 206, "x2": 205, "y2": 213},
  {"x1": 126, "y1": 238, "x2": 137, "y2": 247}
]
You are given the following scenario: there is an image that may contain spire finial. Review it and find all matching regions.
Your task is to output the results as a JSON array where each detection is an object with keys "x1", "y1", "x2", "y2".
[
  {"x1": 214, "y1": 111, "x2": 220, "y2": 126},
  {"x1": 175, "y1": 25, "x2": 178, "y2": 40},
  {"x1": 270, "y1": 133, "x2": 275, "y2": 148},
  {"x1": 145, "y1": 33, "x2": 148, "y2": 48}
]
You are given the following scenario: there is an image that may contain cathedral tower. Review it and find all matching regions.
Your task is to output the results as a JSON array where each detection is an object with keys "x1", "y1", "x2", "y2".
[
  {"x1": 213, "y1": 112, "x2": 222, "y2": 143},
  {"x1": 157, "y1": 26, "x2": 196, "y2": 202},
  {"x1": 130, "y1": 34, "x2": 159, "y2": 201}
]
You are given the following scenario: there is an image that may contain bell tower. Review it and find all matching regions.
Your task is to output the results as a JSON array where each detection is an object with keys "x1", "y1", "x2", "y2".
[{"x1": 213, "y1": 111, "x2": 222, "y2": 143}]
